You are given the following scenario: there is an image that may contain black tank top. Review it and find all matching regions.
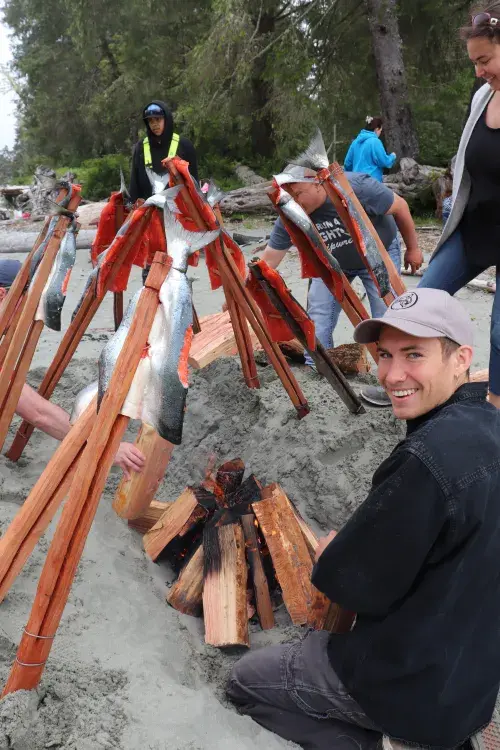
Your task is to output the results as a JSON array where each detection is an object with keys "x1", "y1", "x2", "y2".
[{"x1": 461, "y1": 107, "x2": 500, "y2": 267}]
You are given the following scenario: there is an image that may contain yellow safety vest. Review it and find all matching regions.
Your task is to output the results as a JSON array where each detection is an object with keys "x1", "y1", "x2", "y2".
[{"x1": 143, "y1": 132, "x2": 180, "y2": 169}]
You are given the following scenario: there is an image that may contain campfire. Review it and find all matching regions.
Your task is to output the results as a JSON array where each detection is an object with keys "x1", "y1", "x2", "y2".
[{"x1": 127, "y1": 459, "x2": 353, "y2": 647}]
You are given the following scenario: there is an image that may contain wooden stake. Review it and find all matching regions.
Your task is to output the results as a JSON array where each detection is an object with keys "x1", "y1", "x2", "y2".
[
  {"x1": 329, "y1": 164, "x2": 405, "y2": 297},
  {"x1": 113, "y1": 423, "x2": 175, "y2": 520},
  {"x1": 0, "y1": 398, "x2": 96, "y2": 603},
  {"x1": 143, "y1": 487, "x2": 208, "y2": 561},
  {"x1": 167, "y1": 544, "x2": 204, "y2": 617},
  {"x1": 0, "y1": 186, "x2": 67, "y2": 341},
  {"x1": 127, "y1": 501, "x2": 171, "y2": 534},
  {"x1": 253, "y1": 484, "x2": 313, "y2": 625},
  {"x1": 0, "y1": 189, "x2": 82, "y2": 452},
  {"x1": 241, "y1": 514, "x2": 275, "y2": 630},
  {"x1": 6, "y1": 205, "x2": 155, "y2": 462},
  {"x1": 2, "y1": 253, "x2": 170, "y2": 696},
  {"x1": 203, "y1": 523, "x2": 249, "y2": 647}
]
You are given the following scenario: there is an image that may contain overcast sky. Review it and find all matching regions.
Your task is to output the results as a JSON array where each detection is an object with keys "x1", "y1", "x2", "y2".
[{"x1": 0, "y1": 21, "x2": 16, "y2": 149}]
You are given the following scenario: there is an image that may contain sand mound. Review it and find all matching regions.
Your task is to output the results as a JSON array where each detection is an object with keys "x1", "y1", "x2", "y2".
[{"x1": 0, "y1": 356, "x2": 404, "y2": 749}]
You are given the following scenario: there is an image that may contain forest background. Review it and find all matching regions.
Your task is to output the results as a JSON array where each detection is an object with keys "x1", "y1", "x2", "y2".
[{"x1": 0, "y1": 0, "x2": 478, "y2": 204}]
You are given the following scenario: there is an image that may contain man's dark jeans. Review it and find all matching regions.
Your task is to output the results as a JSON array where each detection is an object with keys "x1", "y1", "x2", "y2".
[{"x1": 227, "y1": 631, "x2": 382, "y2": 750}]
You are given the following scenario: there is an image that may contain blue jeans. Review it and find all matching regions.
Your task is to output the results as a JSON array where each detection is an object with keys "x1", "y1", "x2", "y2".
[
  {"x1": 418, "y1": 229, "x2": 500, "y2": 394},
  {"x1": 305, "y1": 236, "x2": 402, "y2": 366}
]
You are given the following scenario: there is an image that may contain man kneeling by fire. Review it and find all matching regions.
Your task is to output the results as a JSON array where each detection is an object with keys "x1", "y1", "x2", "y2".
[{"x1": 227, "y1": 289, "x2": 500, "y2": 750}]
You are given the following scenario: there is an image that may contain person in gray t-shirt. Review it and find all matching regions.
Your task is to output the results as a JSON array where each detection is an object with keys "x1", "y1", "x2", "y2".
[{"x1": 258, "y1": 172, "x2": 422, "y2": 379}]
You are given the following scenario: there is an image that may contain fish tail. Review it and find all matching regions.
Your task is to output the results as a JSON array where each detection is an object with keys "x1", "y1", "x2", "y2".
[
  {"x1": 291, "y1": 128, "x2": 329, "y2": 171},
  {"x1": 206, "y1": 180, "x2": 226, "y2": 208},
  {"x1": 163, "y1": 208, "x2": 220, "y2": 254}
]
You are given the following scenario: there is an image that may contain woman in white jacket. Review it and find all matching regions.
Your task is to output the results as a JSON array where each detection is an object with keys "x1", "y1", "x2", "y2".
[{"x1": 419, "y1": 3, "x2": 500, "y2": 408}]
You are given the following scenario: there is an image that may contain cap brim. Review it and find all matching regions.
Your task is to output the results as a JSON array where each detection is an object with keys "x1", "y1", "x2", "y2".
[{"x1": 354, "y1": 317, "x2": 451, "y2": 345}]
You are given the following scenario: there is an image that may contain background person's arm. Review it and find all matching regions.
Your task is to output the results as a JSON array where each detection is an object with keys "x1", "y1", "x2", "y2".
[
  {"x1": 16, "y1": 385, "x2": 145, "y2": 478},
  {"x1": 386, "y1": 193, "x2": 423, "y2": 274}
]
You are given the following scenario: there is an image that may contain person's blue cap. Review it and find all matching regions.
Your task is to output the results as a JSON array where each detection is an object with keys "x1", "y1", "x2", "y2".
[{"x1": 0, "y1": 259, "x2": 22, "y2": 288}]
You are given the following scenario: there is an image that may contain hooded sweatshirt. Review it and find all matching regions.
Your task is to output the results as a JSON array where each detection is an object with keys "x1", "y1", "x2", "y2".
[
  {"x1": 343, "y1": 129, "x2": 396, "y2": 182},
  {"x1": 129, "y1": 100, "x2": 199, "y2": 202}
]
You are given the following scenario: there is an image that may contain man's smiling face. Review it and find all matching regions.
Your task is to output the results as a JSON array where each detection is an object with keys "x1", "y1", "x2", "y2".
[{"x1": 377, "y1": 326, "x2": 472, "y2": 420}]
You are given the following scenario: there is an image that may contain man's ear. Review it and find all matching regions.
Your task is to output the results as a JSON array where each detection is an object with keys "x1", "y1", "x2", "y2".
[{"x1": 456, "y1": 345, "x2": 473, "y2": 376}]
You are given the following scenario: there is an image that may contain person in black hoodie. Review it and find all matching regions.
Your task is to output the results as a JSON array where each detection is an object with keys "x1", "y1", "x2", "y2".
[
  {"x1": 129, "y1": 100, "x2": 198, "y2": 202},
  {"x1": 227, "y1": 289, "x2": 500, "y2": 750}
]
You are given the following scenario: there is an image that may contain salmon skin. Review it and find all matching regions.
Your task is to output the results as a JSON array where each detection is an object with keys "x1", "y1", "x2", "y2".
[
  {"x1": 206, "y1": 180, "x2": 225, "y2": 208},
  {"x1": 29, "y1": 184, "x2": 76, "y2": 284},
  {"x1": 97, "y1": 208, "x2": 219, "y2": 444},
  {"x1": 291, "y1": 128, "x2": 391, "y2": 297},
  {"x1": 37, "y1": 219, "x2": 78, "y2": 331}
]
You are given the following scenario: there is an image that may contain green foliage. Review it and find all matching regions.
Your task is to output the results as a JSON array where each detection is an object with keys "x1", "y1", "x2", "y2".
[
  {"x1": 64, "y1": 155, "x2": 130, "y2": 200},
  {"x1": 1, "y1": 0, "x2": 480, "y2": 208}
]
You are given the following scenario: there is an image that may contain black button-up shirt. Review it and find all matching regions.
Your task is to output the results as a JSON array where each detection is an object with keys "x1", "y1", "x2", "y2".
[{"x1": 312, "y1": 383, "x2": 500, "y2": 749}]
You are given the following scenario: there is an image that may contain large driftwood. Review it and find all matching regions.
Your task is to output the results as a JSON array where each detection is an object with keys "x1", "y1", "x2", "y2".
[
  {"x1": 384, "y1": 158, "x2": 446, "y2": 202},
  {"x1": 220, "y1": 182, "x2": 273, "y2": 215}
]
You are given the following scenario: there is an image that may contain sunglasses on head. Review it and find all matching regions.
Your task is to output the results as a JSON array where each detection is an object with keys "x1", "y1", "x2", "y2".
[
  {"x1": 472, "y1": 12, "x2": 500, "y2": 26},
  {"x1": 144, "y1": 104, "x2": 164, "y2": 118}
]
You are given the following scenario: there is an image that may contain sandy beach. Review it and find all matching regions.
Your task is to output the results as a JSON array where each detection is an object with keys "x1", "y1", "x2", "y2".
[{"x1": 0, "y1": 224, "x2": 494, "y2": 748}]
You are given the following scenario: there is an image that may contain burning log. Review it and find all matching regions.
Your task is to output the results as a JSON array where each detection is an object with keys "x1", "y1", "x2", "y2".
[
  {"x1": 253, "y1": 484, "x2": 313, "y2": 625},
  {"x1": 216, "y1": 458, "x2": 246, "y2": 500},
  {"x1": 203, "y1": 523, "x2": 249, "y2": 648},
  {"x1": 143, "y1": 487, "x2": 209, "y2": 561},
  {"x1": 127, "y1": 501, "x2": 171, "y2": 534},
  {"x1": 166, "y1": 543, "x2": 204, "y2": 617},
  {"x1": 113, "y1": 423, "x2": 175, "y2": 520}
]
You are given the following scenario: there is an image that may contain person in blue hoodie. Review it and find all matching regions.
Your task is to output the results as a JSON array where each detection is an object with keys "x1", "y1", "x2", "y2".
[{"x1": 344, "y1": 116, "x2": 396, "y2": 182}]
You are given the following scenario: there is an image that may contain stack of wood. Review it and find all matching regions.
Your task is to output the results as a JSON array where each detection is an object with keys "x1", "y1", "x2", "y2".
[
  {"x1": 128, "y1": 458, "x2": 348, "y2": 648},
  {"x1": 190, "y1": 311, "x2": 370, "y2": 375}
]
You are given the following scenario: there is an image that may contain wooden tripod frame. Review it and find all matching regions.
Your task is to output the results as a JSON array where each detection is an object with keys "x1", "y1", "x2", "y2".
[
  {"x1": 6, "y1": 204, "x2": 155, "y2": 463},
  {"x1": 0, "y1": 187, "x2": 82, "y2": 454},
  {"x1": 1, "y1": 253, "x2": 171, "y2": 697}
]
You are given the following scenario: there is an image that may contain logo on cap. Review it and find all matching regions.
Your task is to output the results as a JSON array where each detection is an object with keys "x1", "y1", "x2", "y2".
[{"x1": 391, "y1": 291, "x2": 418, "y2": 311}]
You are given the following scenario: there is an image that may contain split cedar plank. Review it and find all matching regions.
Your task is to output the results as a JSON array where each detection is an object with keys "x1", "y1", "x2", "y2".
[
  {"x1": 252, "y1": 486, "x2": 313, "y2": 625},
  {"x1": 6, "y1": 278, "x2": 99, "y2": 461},
  {"x1": 219, "y1": 243, "x2": 309, "y2": 417},
  {"x1": 0, "y1": 298, "x2": 23, "y2": 369},
  {"x1": 0, "y1": 398, "x2": 96, "y2": 604},
  {"x1": 113, "y1": 422, "x2": 175, "y2": 520},
  {"x1": 0, "y1": 187, "x2": 65, "y2": 340},
  {"x1": 0, "y1": 319, "x2": 43, "y2": 451},
  {"x1": 0, "y1": 203, "x2": 80, "y2": 452},
  {"x1": 127, "y1": 501, "x2": 171, "y2": 534},
  {"x1": 168, "y1": 170, "x2": 258, "y2": 389},
  {"x1": 330, "y1": 164, "x2": 406, "y2": 297},
  {"x1": 241, "y1": 514, "x2": 275, "y2": 630},
  {"x1": 3, "y1": 414, "x2": 129, "y2": 696},
  {"x1": 5, "y1": 206, "x2": 154, "y2": 463},
  {"x1": 167, "y1": 543, "x2": 204, "y2": 617},
  {"x1": 273, "y1": 488, "x2": 354, "y2": 633},
  {"x1": 212, "y1": 209, "x2": 259, "y2": 389},
  {"x1": 2, "y1": 254, "x2": 169, "y2": 696},
  {"x1": 143, "y1": 487, "x2": 207, "y2": 561},
  {"x1": 203, "y1": 523, "x2": 249, "y2": 647}
]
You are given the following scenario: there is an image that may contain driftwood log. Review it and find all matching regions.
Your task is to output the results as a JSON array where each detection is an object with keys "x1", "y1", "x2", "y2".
[
  {"x1": 384, "y1": 158, "x2": 446, "y2": 203},
  {"x1": 220, "y1": 182, "x2": 273, "y2": 216}
]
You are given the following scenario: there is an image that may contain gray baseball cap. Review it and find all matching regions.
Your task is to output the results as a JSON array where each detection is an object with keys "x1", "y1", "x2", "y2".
[{"x1": 354, "y1": 289, "x2": 474, "y2": 346}]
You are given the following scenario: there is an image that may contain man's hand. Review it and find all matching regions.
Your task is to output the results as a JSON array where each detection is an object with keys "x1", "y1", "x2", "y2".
[
  {"x1": 315, "y1": 530, "x2": 337, "y2": 562},
  {"x1": 404, "y1": 247, "x2": 424, "y2": 275},
  {"x1": 113, "y1": 442, "x2": 146, "y2": 479}
]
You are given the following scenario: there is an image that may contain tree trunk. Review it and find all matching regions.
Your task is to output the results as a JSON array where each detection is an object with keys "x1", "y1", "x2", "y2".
[
  {"x1": 249, "y1": 6, "x2": 276, "y2": 158},
  {"x1": 364, "y1": 0, "x2": 419, "y2": 160}
]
